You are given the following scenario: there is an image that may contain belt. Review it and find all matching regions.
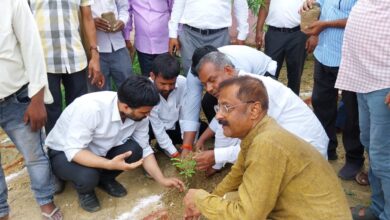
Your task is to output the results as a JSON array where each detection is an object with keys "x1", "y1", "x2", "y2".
[
  {"x1": 0, "y1": 84, "x2": 28, "y2": 103},
  {"x1": 268, "y1": 25, "x2": 300, "y2": 33},
  {"x1": 184, "y1": 24, "x2": 227, "y2": 35}
]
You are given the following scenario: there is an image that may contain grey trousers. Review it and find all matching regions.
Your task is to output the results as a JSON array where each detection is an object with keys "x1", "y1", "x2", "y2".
[{"x1": 179, "y1": 25, "x2": 230, "y2": 75}]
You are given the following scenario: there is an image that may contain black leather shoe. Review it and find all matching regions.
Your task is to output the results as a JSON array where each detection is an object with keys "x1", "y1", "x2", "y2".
[
  {"x1": 78, "y1": 191, "x2": 100, "y2": 212},
  {"x1": 98, "y1": 180, "x2": 127, "y2": 197}
]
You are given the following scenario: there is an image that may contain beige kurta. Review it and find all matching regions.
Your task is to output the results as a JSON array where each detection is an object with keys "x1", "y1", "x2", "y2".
[{"x1": 194, "y1": 116, "x2": 352, "y2": 220}]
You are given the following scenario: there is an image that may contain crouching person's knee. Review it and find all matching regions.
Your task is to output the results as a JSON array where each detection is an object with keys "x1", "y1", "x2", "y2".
[
  {"x1": 74, "y1": 168, "x2": 100, "y2": 193},
  {"x1": 124, "y1": 139, "x2": 143, "y2": 163}
]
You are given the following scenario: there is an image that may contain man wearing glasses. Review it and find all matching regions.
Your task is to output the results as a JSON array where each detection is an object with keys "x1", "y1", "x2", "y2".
[{"x1": 192, "y1": 51, "x2": 329, "y2": 173}]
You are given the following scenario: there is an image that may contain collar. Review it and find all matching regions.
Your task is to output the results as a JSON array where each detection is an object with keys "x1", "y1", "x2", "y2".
[
  {"x1": 111, "y1": 95, "x2": 122, "y2": 122},
  {"x1": 240, "y1": 115, "x2": 272, "y2": 151}
]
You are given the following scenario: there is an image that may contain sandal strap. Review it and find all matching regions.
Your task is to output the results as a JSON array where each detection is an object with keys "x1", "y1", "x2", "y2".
[{"x1": 42, "y1": 207, "x2": 63, "y2": 220}]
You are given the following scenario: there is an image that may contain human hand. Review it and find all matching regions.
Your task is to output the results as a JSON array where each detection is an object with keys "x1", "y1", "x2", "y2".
[
  {"x1": 107, "y1": 151, "x2": 143, "y2": 170},
  {"x1": 255, "y1": 31, "x2": 264, "y2": 50},
  {"x1": 303, "y1": 20, "x2": 325, "y2": 36},
  {"x1": 193, "y1": 150, "x2": 215, "y2": 171},
  {"x1": 94, "y1": 17, "x2": 111, "y2": 32},
  {"x1": 300, "y1": 0, "x2": 316, "y2": 13},
  {"x1": 168, "y1": 38, "x2": 180, "y2": 55},
  {"x1": 235, "y1": 39, "x2": 245, "y2": 45},
  {"x1": 194, "y1": 142, "x2": 205, "y2": 152},
  {"x1": 113, "y1": 20, "x2": 125, "y2": 32},
  {"x1": 181, "y1": 148, "x2": 191, "y2": 159},
  {"x1": 125, "y1": 40, "x2": 136, "y2": 62},
  {"x1": 385, "y1": 92, "x2": 390, "y2": 109},
  {"x1": 183, "y1": 189, "x2": 202, "y2": 220},
  {"x1": 160, "y1": 177, "x2": 185, "y2": 192},
  {"x1": 24, "y1": 89, "x2": 46, "y2": 132},
  {"x1": 305, "y1": 35, "x2": 318, "y2": 53},
  {"x1": 88, "y1": 56, "x2": 105, "y2": 88}
]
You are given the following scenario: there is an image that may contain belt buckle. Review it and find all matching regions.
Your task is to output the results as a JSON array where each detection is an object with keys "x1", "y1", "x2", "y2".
[{"x1": 200, "y1": 29, "x2": 209, "y2": 35}]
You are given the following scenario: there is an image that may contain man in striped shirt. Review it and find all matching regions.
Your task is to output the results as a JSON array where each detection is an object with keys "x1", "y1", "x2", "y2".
[
  {"x1": 302, "y1": 0, "x2": 364, "y2": 180},
  {"x1": 29, "y1": 0, "x2": 105, "y2": 134}
]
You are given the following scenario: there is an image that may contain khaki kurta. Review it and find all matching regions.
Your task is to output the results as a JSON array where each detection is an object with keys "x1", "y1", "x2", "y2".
[{"x1": 194, "y1": 116, "x2": 352, "y2": 220}]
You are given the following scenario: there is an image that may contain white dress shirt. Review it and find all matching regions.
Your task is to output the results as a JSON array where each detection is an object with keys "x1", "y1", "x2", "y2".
[
  {"x1": 149, "y1": 76, "x2": 186, "y2": 155},
  {"x1": 180, "y1": 45, "x2": 277, "y2": 132},
  {"x1": 0, "y1": 0, "x2": 52, "y2": 103},
  {"x1": 214, "y1": 71, "x2": 329, "y2": 165},
  {"x1": 168, "y1": 0, "x2": 249, "y2": 40},
  {"x1": 92, "y1": 0, "x2": 129, "y2": 53},
  {"x1": 209, "y1": 118, "x2": 240, "y2": 170},
  {"x1": 46, "y1": 92, "x2": 154, "y2": 162},
  {"x1": 265, "y1": 0, "x2": 303, "y2": 28}
]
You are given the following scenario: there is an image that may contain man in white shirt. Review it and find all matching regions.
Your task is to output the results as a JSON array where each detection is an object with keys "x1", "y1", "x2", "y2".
[
  {"x1": 92, "y1": 0, "x2": 133, "y2": 91},
  {"x1": 191, "y1": 52, "x2": 329, "y2": 172},
  {"x1": 255, "y1": 0, "x2": 307, "y2": 95},
  {"x1": 0, "y1": 1, "x2": 62, "y2": 219},
  {"x1": 168, "y1": 0, "x2": 249, "y2": 75},
  {"x1": 148, "y1": 54, "x2": 186, "y2": 158},
  {"x1": 180, "y1": 45, "x2": 277, "y2": 152},
  {"x1": 46, "y1": 75, "x2": 184, "y2": 213}
]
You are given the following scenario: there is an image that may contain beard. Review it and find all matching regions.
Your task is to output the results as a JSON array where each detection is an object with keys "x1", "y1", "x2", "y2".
[{"x1": 121, "y1": 112, "x2": 146, "y2": 122}]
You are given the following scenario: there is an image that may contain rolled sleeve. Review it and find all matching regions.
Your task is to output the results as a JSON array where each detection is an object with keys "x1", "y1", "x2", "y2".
[
  {"x1": 214, "y1": 145, "x2": 240, "y2": 165},
  {"x1": 149, "y1": 106, "x2": 178, "y2": 155},
  {"x1": 234, "y1": 0, "x2": 249, "y2": 40},
  {"x1": 181, "y1": 72, "x2": 203, "y2": 132},
  {"x1": 132, "y1": 118, "x2": 155, "y2": 158}
]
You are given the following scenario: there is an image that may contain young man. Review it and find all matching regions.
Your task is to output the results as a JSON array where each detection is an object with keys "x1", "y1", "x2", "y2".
[
  {"x1": 46, "y1": 75, "x2": 184, "y2": 212},
  {"x1": 187, "y1": 52, "x2": 328, "y2": 171},
  {"x1": 183, "y1": 76, "x2": 351, "y2": 219},
  {"x1": 0, "y1": 0, "x2": 61, "y2": 219},
  {"x1": 148, "y1": 54, "x2": 185, "y2": 158},
  {"x1": 92, "y1": 0, "x2": 133, "y2": 90}
]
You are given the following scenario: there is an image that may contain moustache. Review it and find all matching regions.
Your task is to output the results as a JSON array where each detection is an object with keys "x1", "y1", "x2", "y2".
[{"x1": 218, "y1": 120, "x2": 229, "y2": 126}]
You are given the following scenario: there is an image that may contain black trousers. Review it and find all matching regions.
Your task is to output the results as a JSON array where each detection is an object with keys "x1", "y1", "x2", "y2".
[
  {"x1": 149, "y1": 121, "x2": 183, "y2": 146},
  {"x1": 264, "y1": 29, "x2": 307, "y2": 95},
  {"x1": 312, "y1": 59, "x2": 364, "y2": 164},
  {"x1": 45, "y1": 69, "x2": 88, "y2": 134},
  {"x1": 201, "y1": 92, "x2": 218, "y2": 123},
  {"x1": 48, "y1": 139, "x2": 143, "y2": 194},
  {"x1": 137, "y1": 50, "x2": 161, "y2": 77}
]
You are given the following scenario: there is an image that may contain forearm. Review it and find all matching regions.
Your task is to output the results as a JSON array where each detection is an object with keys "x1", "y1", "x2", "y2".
[
  {"x1": 256, "y1": 0, "x2": 269, "y2": 33},
  {"x1": 72, "y1": 149, "x2": 111, "y2": 169},
  {"x1": 197, "y1": 128, "x2": 215, "y2": 145},
  {"x1": 143, "y1": 154, "x2": 166, "y2": 183},
  {"x1": 81, "y1": 6, "x2": 99, "y2": 60},
  {"x1": 321, "y1": 18, "x2": 348, "y2": 29},
  {"x1": 183, "y1": 131, "x2": 197, "y2": 146}
]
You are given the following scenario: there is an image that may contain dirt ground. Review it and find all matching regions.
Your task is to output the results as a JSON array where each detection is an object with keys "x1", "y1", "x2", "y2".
[{"x1": 0, "y1": 56, "x2": 371, "y2": 219}]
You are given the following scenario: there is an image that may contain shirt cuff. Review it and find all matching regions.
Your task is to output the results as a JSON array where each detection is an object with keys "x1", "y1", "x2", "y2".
[
  {"x1": 179, "y1": 120, "x2": 200, "y2": 132},
  {"x1": 166, "y1": 144, "x2": 179, "y2": 155},
  {"x1": 194, "y1": 189, "x2": 211, "y2": 207},
  {"x1": 214, "y1": 148, "x2": 230, "y2": 165},
  {"x1": 237, "y1": 32, "x2": 248, "y2": 41},
  {"x1": 169, "y1": 30, "x2": 178, "y2": 38},
  {"x1": 28, "y1": 83, "x2": 53, "y2": 104},
  {"x1": 64, "y1": 149, "x2": 82, "y2": 162},
  {"x1": 142, "y1": 145, "x2": 154, "y2": 158}
]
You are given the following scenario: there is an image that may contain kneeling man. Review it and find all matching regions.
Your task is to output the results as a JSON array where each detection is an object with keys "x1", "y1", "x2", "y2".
[
  {"x1": 183, "y1": 76, "x2": 351, "y2": 219},
  {"x1": 46, "y1": 75, "x2": 184, "y2": 212}
]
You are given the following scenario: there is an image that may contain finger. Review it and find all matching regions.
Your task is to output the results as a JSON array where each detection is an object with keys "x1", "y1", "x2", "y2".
[
  {"x1": 126, "y1": 159, "x2": 144, "y2": 170},
  {"x1": 23, "y1": 111, "x2": 29, "y2": 124},
  {"x1": 177, "y1": 180, "x2": 185, "y2": 192}
]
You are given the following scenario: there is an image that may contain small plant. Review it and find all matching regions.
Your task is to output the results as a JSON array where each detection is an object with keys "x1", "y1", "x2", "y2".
[{"x1": 171, "y1": 156, "x2": 196, "y2": 186}]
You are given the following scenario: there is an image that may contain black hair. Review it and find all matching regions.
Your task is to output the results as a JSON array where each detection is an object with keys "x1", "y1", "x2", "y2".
[
  {"x1": 151, "y1": 53, "x2": 180, "y2": 79},
  {"x1": 117, "y1": 75, "x2": 160, "y2": 108},
  {"x1": 191, "y1": 45, "x2": 218, "y2": 77}
]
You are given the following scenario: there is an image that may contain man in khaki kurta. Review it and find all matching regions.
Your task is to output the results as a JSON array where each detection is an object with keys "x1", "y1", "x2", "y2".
[{"x1": 183, "y1": 75, "x2": 352, "y2": 220}]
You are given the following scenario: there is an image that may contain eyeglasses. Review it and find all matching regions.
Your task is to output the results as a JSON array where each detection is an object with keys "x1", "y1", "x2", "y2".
[{"x1": 214, "y1": 101, "x2": 255, "y2": 114}]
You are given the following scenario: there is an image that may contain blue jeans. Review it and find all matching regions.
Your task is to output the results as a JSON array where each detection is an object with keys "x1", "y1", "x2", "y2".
[
  {"x1": 357, "y1": 88, "x2": 390, "y2": 220},
  {"x1": 0, "y1": 87, "x2": 55, "y2": 217},
  {"x1": 98, "y1": 47, "x2": 133, "y2": 91}
]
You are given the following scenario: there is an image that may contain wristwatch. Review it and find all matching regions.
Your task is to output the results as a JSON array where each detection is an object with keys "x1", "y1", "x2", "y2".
[{"x1": 90, "y1": 46, "x2": 100, "y2": 53}]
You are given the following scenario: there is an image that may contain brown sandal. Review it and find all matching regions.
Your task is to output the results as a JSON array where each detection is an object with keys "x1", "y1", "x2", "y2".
[{"x1": 355, "y1": 171, "x2": 369, "y2": 186}]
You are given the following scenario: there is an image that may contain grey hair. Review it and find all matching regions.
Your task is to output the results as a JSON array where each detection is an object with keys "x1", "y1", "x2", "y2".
[{"x1": 195, "y1": 51, "x2": 235, "y2": 73}]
